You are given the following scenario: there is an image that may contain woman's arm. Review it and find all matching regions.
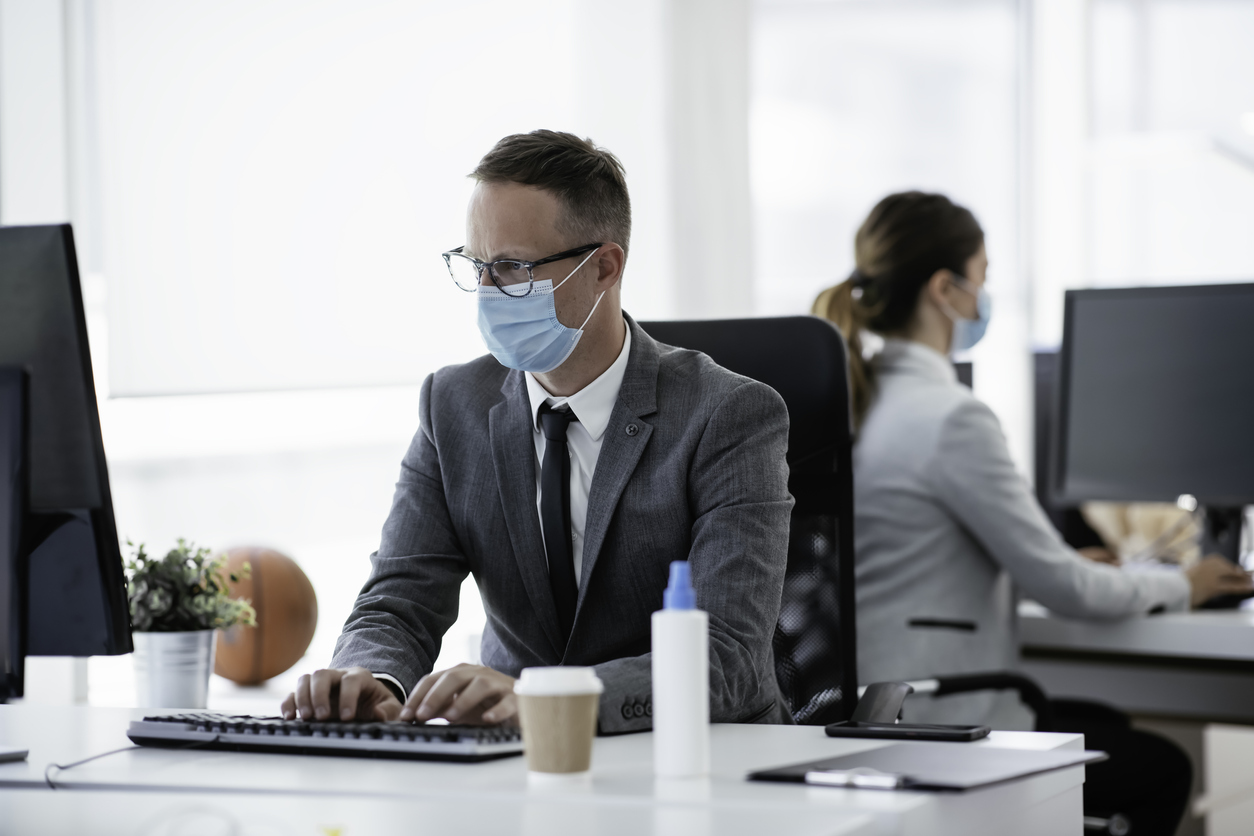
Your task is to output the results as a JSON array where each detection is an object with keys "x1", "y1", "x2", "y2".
[{"x1": 921, "y1": 398, "x2": 1190, "y2": 619}]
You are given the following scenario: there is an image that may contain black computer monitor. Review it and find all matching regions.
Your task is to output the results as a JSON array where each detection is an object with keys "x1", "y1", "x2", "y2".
[
  {"x1": 1051, "y1": 283, "x2": 1254, "y2": 568},
  {"x1": 1033, "y1": 350, "x2": 1106, "y2": 551},
  {"x1": 1, "y1": 368, "x2": 28, "y2": 701},
  {"x1": 0, "y1": 224, "x2": 132, "y2": 656},
  {"x1": 1033, "y1": 351, "x2": 1060, "y2": 523},
  {"x1": 953, "y1": 361, "x2": 973, "y2": 389}
]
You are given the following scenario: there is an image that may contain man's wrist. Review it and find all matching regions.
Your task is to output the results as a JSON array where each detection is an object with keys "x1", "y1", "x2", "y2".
[{"x1": 373, "y1": 672, "x2": 407, "y2": 703}]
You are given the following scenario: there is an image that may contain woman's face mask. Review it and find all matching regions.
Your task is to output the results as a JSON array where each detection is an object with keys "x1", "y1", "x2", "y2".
[{"x1": 940, "y1": 276, "x2": 991, "y2": 353}]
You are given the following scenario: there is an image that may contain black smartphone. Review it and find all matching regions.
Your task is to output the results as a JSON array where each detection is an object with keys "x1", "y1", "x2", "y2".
[{"x1": 825, "y1": 720, "x2": 991, "y2": 742}]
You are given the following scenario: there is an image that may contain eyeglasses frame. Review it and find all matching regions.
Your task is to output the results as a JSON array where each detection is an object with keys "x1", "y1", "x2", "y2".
[{"x1": 442, "y1": 242, "x2": 604, "y2": 298}]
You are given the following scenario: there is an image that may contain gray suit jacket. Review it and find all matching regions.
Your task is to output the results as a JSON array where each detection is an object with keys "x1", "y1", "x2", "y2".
[
  {"x1": 332, "y1": 315, "x2": 794, "y2": 733},
  {"x1": 854, "y1": 339, "x2": 1189, "y2": 726}
]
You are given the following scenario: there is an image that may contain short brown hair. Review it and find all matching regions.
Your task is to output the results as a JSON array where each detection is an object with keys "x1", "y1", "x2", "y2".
[{"x1": 470, "y1": 130, "x2": 632, "y2": 259}]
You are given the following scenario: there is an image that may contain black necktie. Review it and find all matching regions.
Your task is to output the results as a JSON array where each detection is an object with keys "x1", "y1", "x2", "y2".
[{"x1": 539, "y1": 403, "x2": 578, "y2": 643}]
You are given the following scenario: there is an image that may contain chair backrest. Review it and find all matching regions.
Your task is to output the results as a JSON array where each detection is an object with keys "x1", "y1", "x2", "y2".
[{"x1": 640, "y1": 317, "x2": 858, "y2": 724}]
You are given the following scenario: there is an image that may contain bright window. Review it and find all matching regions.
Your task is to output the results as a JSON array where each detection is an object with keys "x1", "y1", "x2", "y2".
[{"x1": 93, "y1": 0, "x2": 576, "y2": 396}]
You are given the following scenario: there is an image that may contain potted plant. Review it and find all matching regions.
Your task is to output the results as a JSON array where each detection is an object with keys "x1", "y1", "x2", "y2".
[{"x1": 127, "y1": 540, "x2": 256, "y2": 708}]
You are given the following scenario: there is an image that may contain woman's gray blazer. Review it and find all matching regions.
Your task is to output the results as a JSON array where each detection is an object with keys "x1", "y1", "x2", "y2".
[{"x1": 854, "y1": 340, "x2": 1189, "y2": 726}]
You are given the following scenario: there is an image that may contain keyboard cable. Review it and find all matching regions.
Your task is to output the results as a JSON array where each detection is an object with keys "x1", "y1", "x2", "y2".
[{"x1": 45, "y1": 737, "x2": 220, "y2": 790}]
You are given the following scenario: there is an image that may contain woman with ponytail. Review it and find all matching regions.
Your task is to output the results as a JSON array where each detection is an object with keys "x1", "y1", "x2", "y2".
[{"x1": 814, "y1": 192, "x2": 1249, "y2": 730}]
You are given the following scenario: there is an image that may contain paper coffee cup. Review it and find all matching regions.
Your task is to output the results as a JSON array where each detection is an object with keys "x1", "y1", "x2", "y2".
[{"x1": 515, "y1": 666, "x2": 604, "y2": 777}]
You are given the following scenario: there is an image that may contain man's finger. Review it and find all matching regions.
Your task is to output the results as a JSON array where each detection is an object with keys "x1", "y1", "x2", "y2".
[
  {"x1": 338, "y1": 671, "x2": 365, "y2": 721},
  {"x1": 413, "y1": 667, "x2": 475, "y2": 722},
  {"x1": 481, "y1": 693, "x2": 519, "y2": 725},
  {"x1": 280, "y1": 692, "x2": 297, "y2": 721},
  {"x1": 294, "y1": 674, "x2": 314, "y2": 720},
  {"x1": 444, "y1": 675, "x2": 500, "y2": 723},
  {"x1": 401, "y1": 666, "x2": 459, "y2": 721},
  {"x1": 310, "y1": 669, "x2": 340, "y2": 721},
  {"x1": 373, "y1": 697, "x2": 402, "y2": 722}
]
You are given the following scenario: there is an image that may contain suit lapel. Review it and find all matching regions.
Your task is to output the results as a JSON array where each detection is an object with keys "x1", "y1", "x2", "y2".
[
  {"x1": 489, "y1": 370, "x2": 564, "y2": 657},
  {"x1": 575, "y1": 316, "x2": 660, "y2": 617}
]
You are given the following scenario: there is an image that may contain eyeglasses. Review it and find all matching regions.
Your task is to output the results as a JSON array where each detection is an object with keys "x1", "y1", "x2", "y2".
[{"x1": 442, "y1": 243, "x2": 603, "y2": 298}]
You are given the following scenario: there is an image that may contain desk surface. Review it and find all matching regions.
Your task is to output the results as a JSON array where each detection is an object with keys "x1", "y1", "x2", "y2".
[
  {"x1": 0, "y1": 705, "x2": 1084, "y2": 836},
  {"x1": 0, "y1": 786, "x2": 877, "y2": 836},
  {"x1": 1019, "y1": 601, "x2": 1254, "y2": 722},
  {"x1": 1019, "y1": 600, "x2": 1254, "y2": 662}
]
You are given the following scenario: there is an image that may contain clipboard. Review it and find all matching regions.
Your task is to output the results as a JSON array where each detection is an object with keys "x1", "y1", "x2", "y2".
[{"x1": 748, "y1": 742, "x2": 1107, "y2": 791}]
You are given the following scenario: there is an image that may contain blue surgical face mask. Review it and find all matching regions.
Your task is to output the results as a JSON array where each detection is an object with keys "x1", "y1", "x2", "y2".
[
  {"x1": 476, "y1": 247, "x2": 603, "y2": 373},
  {"x1": 941, "y1": 277, "x2": 991, "y2": 353}
]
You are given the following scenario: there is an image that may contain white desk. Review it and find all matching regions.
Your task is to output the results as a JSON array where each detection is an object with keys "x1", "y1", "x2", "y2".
[
  {"x1": 1019, "y1": 601, "x2": 1254, "y2": 722},
  {"x1": 1202, "y1": 724, "x2": 1254, "y2": 836},
  {"x1": 0, "y1": 786, "x2": 876, "y2": 836},
  {"x1": 0, "y1": 706, "x2": 1086, "y2": 836}
]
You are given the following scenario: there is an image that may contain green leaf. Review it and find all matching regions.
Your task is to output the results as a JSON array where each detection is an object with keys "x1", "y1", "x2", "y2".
[{"x1": 125, "y1": 540, "x2": 258, "y2": 632}]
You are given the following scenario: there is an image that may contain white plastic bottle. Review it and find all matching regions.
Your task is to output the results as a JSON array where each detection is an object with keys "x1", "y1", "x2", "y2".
[{"x1": 651, "y1": 560, "x2": 710, "y2": 778}]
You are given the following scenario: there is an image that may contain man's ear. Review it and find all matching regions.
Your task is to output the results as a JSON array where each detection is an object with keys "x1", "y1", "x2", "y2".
[{"x1": 594, "y1": 243, "x2": 626, "y2": 290}]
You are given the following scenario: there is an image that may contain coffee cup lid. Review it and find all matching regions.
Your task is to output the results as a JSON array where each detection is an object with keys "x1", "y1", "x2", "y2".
[{"x1": 514, "y1": 666, "x2": 605, "y2": 696}]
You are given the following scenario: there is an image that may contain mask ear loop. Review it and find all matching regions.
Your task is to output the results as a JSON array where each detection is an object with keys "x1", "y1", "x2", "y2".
[
  {"x1": 937, "y1": 298, "x2": 969, "y2": 324},
  {"x1": 551, "y1": 246, "x2": 607, "y2": 331},
  {"x1": 551, "y1": 247, "x2": 601, "y2": 293},
  {"x1": 937, "y1": 273, "x2": 977, "y2": 323},
  {"x1": 950, "y1": 274, "x2": 978, "y2": 298},
  {"x1": 577, "y1": 285, "x2": 608, "y2": 331}
]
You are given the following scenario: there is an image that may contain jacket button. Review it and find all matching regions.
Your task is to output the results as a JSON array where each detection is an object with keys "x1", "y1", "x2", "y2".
[
  {"x1": 625, "y1": 423, "x2": 639, "y2": 436},
  {"x1": 645, "y1": 702, "x2": 652, "y2": 718},
  {"x1": 622, "y1": 704, "x2": 633, "y2": 720},
  {"x1": 633, "y1": 702, "x2": 646, "y2": 718}
]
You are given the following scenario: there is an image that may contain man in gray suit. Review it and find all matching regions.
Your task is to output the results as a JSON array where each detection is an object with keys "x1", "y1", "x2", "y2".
[{"x1": 281, "y1": 130, "x2": 793, "y2": 733}]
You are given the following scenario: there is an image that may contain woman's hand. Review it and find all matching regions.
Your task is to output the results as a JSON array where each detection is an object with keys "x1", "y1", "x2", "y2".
[
  {"x1": 1186, "y1": 555, "x2": 1254, "y2": 608},
  {"x1": 1077, "y1": 546, "x2": 1120, "y2": 566}
]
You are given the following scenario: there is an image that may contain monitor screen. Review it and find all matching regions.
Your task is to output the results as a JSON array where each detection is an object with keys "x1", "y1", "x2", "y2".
[
  {"x1": 1053, "y1": 283, "x2": 1254, "y2": 506},
  {"x1": 0, "y1": 227, "x2": 101, "y2": 510},
  {"x1": 0, "y1": 225, "x2": 131, "y2": 655}
]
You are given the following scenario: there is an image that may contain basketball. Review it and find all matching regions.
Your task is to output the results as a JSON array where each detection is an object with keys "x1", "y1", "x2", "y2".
[{"x1": 214, "y1": 547, "x2": 318, "y2": 685}]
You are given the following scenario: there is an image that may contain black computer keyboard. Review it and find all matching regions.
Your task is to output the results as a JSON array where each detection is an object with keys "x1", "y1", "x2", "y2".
[{"x1": 127, "y1": 712, "x2": 524, "y2": 762}]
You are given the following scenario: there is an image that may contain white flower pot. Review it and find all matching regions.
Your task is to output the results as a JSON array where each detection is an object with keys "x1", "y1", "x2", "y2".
[{"x1": 133, "y1": 629, "x2": 217, "y2": 709}]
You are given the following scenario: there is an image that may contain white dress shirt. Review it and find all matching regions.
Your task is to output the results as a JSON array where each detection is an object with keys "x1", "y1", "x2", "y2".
[{"x1": 525, "y1": 321, "x2": 632, "y2": 583}]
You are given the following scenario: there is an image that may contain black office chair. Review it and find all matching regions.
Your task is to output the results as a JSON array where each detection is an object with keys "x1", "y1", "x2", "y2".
[
  {"x1": 641, "y1": 317, "x2": 1187, "y2": 835},
  {"x1": 640, "y1": 316, "x2": 858, "y2": 725},
  {"x1": 889, "y1": 674, "x2": 1189, "y2": 836}
]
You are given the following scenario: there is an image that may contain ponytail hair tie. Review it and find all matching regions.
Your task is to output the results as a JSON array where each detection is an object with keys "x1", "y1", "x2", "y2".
[{"x1": 848, "y1": 268, "x2": 872, "y2": 301}]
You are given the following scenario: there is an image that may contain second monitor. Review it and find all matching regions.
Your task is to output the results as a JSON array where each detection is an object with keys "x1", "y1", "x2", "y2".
[{"x1": 1050, "y1": 282, "x2": 1254, "y2": 569}]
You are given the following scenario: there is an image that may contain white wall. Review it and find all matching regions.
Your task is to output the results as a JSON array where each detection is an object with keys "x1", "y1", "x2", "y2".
[
  {"x1": 0, "y1": 0, "x2": 70, "y2": 224},
  {"x1": 80, "y1": 0, "x2": 754, "y2": 398},
  {"x1": 1032, "y1": 0, "x2": 1254, "y2": 346},
  {"x1": 92, "y1": 0, "x2": 572, "y2": 396}
]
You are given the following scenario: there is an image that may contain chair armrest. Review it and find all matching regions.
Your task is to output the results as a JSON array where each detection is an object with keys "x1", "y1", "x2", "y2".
[{"x1": 927, "y1": 671, "x2": 1054, "y2": 731}]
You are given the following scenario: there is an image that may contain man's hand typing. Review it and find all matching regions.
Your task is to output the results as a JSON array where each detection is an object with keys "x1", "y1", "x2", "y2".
[
  {"x1": 280, "y1": 666, "x2": 402, "y2": 722},
  {"x1": 400, "y1": 663, "x2": 518, "y2": 725}
]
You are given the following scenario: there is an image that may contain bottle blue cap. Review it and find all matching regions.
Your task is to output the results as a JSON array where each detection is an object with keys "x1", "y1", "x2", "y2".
[{"x1": 663, "y1": 561, "x2": 696, "y2": 610}]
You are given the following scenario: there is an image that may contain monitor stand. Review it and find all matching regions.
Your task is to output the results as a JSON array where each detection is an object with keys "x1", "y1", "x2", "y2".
[{"x1": 1198, "y1": 506, "x2": 1253, "y2": 610}]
